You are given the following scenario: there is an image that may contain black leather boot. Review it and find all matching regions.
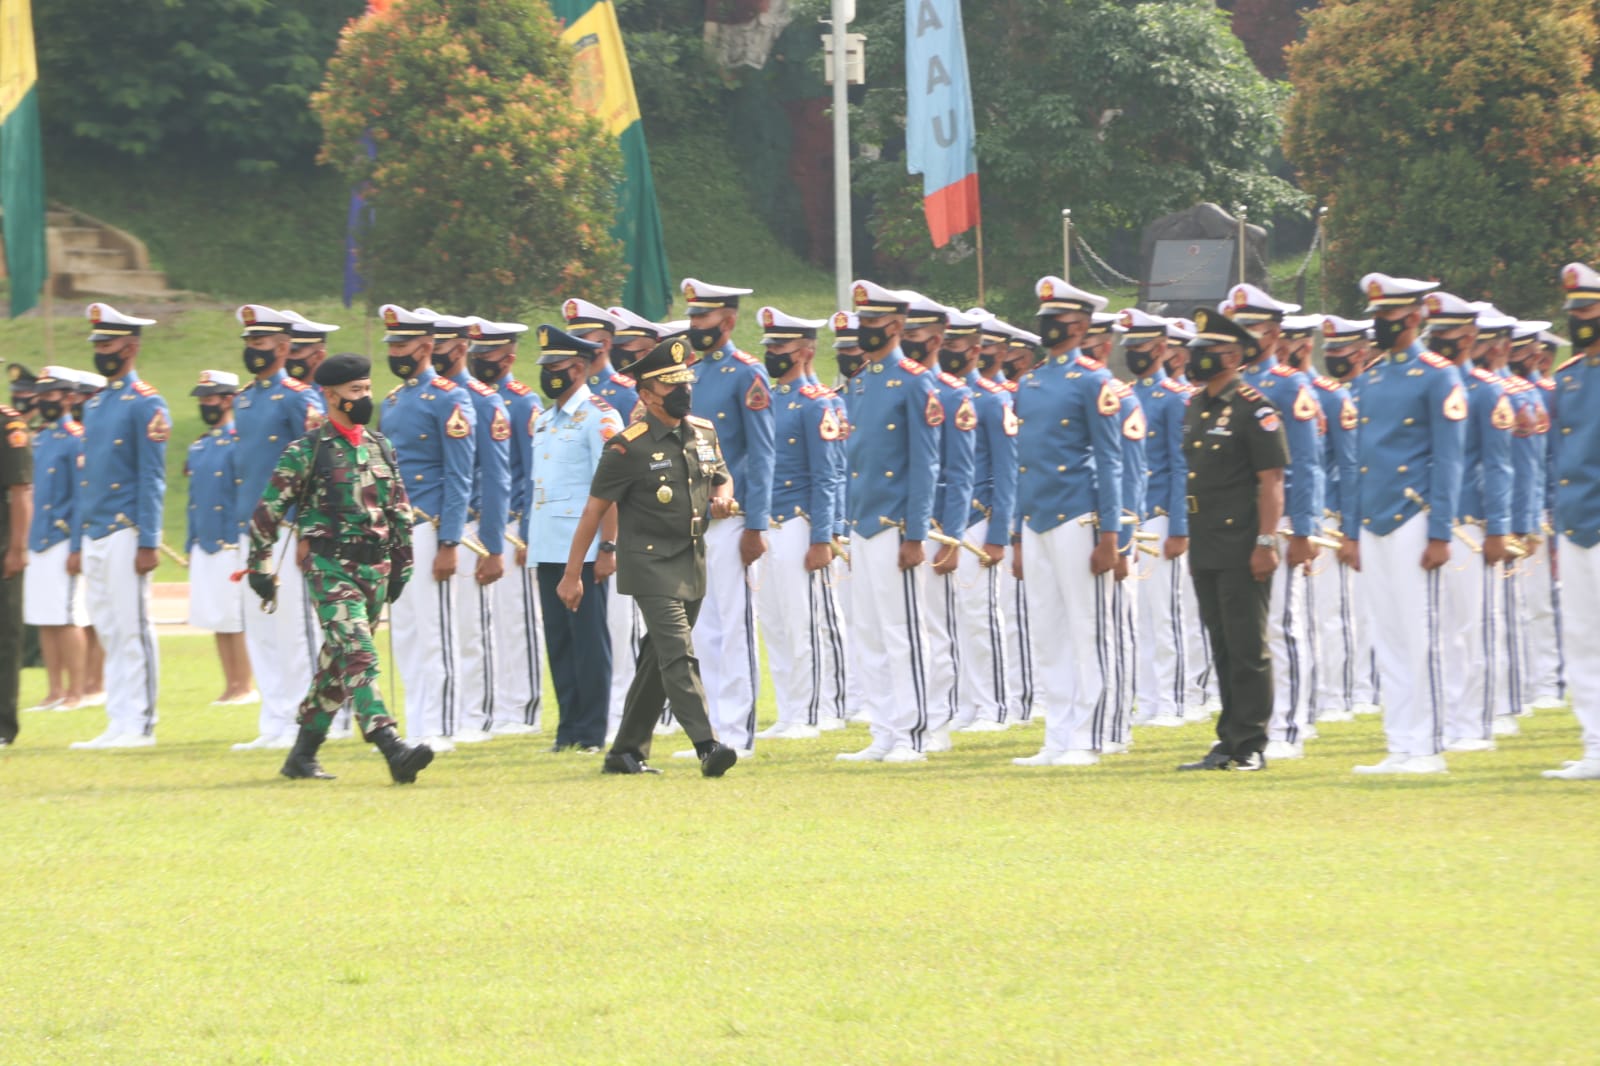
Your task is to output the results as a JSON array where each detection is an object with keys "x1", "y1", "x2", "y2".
[
  {"x1": 368, "y1": 725, "x2": 434, "y2": 785},
  {"x1": 279, "y1": 726, "x2": 336, "y2": 780}
]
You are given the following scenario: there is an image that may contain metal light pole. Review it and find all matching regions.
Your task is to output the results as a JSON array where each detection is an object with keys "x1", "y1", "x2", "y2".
[
  {"x1": 830, "y1": 0, "x2": 853, "y2": 312},
  {"x1": 1062, "y1": 208, "x2": 1072, "y2": 283}
]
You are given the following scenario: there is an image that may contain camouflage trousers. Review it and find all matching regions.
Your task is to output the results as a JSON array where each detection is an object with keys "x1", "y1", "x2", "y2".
[{"x1": 297, "y1": 554, "x2": 397, "y2": 736}]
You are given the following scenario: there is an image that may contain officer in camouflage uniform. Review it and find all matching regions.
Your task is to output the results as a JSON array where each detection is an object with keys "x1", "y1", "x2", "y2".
[{"x1": 246, "y1": 353, "x2": 434, "y2": 785}]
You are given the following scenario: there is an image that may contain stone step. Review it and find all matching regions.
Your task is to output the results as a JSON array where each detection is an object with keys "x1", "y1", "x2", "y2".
[
  {"x1": 66, "y1": 269, "x2": 176, "y2": 298},
  {"x1": 61, "y1": 247, "x2": 131, "y2": 272},
  {"x1": 46, "y1": 210, "x2": 76, "y2": 227},
  {"x1": 52, "y1": 226, "x2": 106, "y2": 250}
]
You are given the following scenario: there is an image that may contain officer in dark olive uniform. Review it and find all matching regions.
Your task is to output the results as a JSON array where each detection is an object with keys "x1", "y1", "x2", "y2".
[
  {"x1": 1176, "y1": 309, "x2": 1290, "y2": 771},
  {"x1": 1, "y1": 392, "x2": 33, "y2": 746},
  {"x1": 556, "y1": 336, "x2": 741, "y2": 777}
]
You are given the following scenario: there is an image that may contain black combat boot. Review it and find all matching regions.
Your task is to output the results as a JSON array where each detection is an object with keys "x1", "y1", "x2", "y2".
[
  {"x1": 279, "y1": 726, "x2": 336, "y2": 780},
  {"x1": 368, "y1": 725, "x2": 434, "y2": 785}
]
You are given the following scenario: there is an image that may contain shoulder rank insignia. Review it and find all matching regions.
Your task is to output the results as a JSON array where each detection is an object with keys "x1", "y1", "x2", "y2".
[
  {"x1": 283, "y1": 377, "x2": 309, "y2": 392},
  {"x1": 445, "y1": 405, "x2": 471, "y2": 439},
  {"x1": 976, "y1": 376, "x2": 1002, "y2": 394},
  {"x1": 1270, "y1": 364, "x2": 1295, "y2": 378},
  {"x1": 954, "y1": 396, "x2": 977, "y2": 431},
  {"x1": 146, "y1": 409, "x2": 171, "y2": 442},
  {"x1": 924, "y1": 390, "x2": 945, "y2": 427},
  {"x1": 820, "y1": 408, "x2": 842, "y2": 441},
  {"x1": 744, "y1": 376, "x2": 771, "y2": 412},
  {"x1": 490, "y1": 409, "x2": 511, "y2": 441},
  {"x1": 468, "y1": 378, "x2": 494, "y2": 396},
  {"x1": 433, "y1": 377, "x2": 458, "y2": 392},
  {"x1": 899, "y1": 357, "x2": 928, "y2": 375},
  {"x1": 386, "y1": 384, "x2": 404, "y2": 402},
  {"x1": 506, "y1": 379, "x2": 532, "y2": 396},
  {"x1": 66, "y1": 420, "x2": 84, "y2": 438},
  {"x1": 1076, "y1": 354, "x2": 1104, "y2": 371},
  {"x1": 611, "y1": 372, "x2": 636, "y2": 388},
  {"x1": 1122, "y1": 404, "x2": 1146, "y2": 441},
  {"x1": 937, "y1": 371, "x2": 964, "y2": 389},
  {"x1": 621, "y1": 421, "x2": 650, "y2": 442},
  {"x1": 1292, "y1": 384, "x2": 1318, "y2": 421},
  {"x1": 1470, "y1": 366, "x2": 1496, "y2": 384},
  {"x1": 1313, "y1": 375, "x2": 1337, "y2": 390},
  {"x1": 132, "y1": 380, "x2": 159, "y2": 398},
  {"x1": 589, "y1": 395, "x2": 614, "y2": 411},
  {"x1": 1239, "y1": 384, "x2": 1264, "y2": 402},
  {"x1": 1555, "y1": 353, "x2": 1583, "y2": 374},
  {"x1": 799, "y1": 383, "x2": 826, "y2": 400},
  {"x1": 1491, "y1": 396, "x2": 1515, "y2": 431},
  {"x1": 1339, "y1": 397, "x2": 1357, "y2": 432},
  {"x1": 686, "y1": 414, "x2": 714, "y2": 429},
  {"x1": 733, "y1": 349, "x2": 760, "y2": 367},
  {"x1": 1097, "y1": 379, "x2": 1120, "y2": 416},
  {"x1": 1420, "y1": 352, "x2": 1453, "y2": 370},
  {"x1": 1442, "y1": 384, "x2": 1468, "y2": 421}
]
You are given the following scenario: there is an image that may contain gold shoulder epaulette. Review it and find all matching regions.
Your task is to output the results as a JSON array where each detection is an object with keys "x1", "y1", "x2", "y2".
[{"x1": 621, "y1": 422, "x2": 649, "y2": 442}]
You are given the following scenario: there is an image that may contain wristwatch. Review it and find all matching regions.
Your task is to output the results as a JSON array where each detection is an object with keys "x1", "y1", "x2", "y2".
[
  {"x1": 1255, "y1": 535, "x2": 1277, "y2": 549},
  {"x1": 598, "y1": 540, "x2": 617, "y2": 553},
  {"x1": 438, "y1": 539, "x2": 459, "y2": 548}
]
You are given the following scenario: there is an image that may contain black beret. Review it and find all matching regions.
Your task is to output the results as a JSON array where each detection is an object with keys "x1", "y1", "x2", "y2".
[{"x1": 315, "y1": 352, "x2": 372, "y2": 387}]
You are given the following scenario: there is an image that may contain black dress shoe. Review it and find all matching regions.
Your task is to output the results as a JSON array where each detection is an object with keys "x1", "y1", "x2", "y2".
[
  {"x1": 602, "y1": 750, "x2": 660, "y2": 774},
  {"x1": 699, "y1": 741, "x2": 738, "y2": 778},
  {"x1": 1177, "y1": 749, "x2": 1233, "y2": 771}
]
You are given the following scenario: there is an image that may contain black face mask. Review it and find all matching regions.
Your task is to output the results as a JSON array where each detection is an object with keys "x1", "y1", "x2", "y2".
[
  {"x1": 938, "y1": 349, "x2": 968, "y2": 376},
  {"x1": 470, "y1": 357, "x2": 504, "y2": 384},
  {"x1": 285, "y1": 358, "x2": 312, "y2": 380},
  {"x1": 1124, "y1": 347, "x2": 1157, "y2": 377},
  {"x1": 37, "y1": 400, "x2": 64, "y2": 422},
  {"x1": 70, "y1": 401, "x2": 85, "y2": 420},
  {"x1": 1002, "y1": 357, "x2": 1027, "y2": 382},
  {"x1": 199, "y1": 405, "x2": 225, "y2": 426},
  {"x1": 1038, "y1": 317, "x2": 1075, "y2": 349},
  {"x1": 430, "y1": 344, "x2": 462, "y2": 375},
  {"x1": 539, "y1": 367, "x2": 570, "y2": 399},
  {"x1": 763, "y1": 350, "x2": 795, "y2": 380},
  {"x1": 388, "y1": 353, "x2": 421, "y2": 379},
  {"x1": 688, "y1": 326, "x2": 722, "y2": 353},
  {"x1": 977, "y1": 350, "x2": 998, "y2": 373},
  {"x1": 1372, "y1": 316, "x2": 1407, "y2": 351},
  {"x1": 663, "y1": 383, "x2": 693, "y2": 419},
  {"x1": 93, "y1": 349, "x2": 128, "y2": 377},
  {"x1": 1189, "y1": 349, "x2": 1225, "y2": 382},
  {"x1": 1510, "y1": 358, "x2": 1536, "y2": 379},
  {"x1": 836, "y1": 352, "x2": 865, "y2": 379},
  {"x1": 242, "y1": 345, "x2": 276, "y2": 375},
  {"x1": 1323, "y1": 351, "x2": 1356, "y2": 380},
  {"x1": 338, "y1": 395, "x2": 374, "y2": 425},
  {"x1": 900, "y1": 336, "x2": 931, "y2": 361},
  {"x1": 858, "y1": 324, "x2": 893, "y2": 354},
  {"x1": 1568, "y1": 315, "x2": 1599, "y2": 350},
  {"x1": 1430, "y1": 334, "x2": 1462, "y2": 361}
]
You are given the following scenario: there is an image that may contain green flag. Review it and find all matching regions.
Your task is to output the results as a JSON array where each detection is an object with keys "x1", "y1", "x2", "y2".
[
  {"x1": 548, "y1": 0, "x2": 671, "y2": 319},
  {"x1": 1, "y1": 0, "x2": 46, "y2": 318}
]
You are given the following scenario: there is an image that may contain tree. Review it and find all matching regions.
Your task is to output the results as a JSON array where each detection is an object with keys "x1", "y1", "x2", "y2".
[
  {"x1": 313, "y1": 0, "x2": 625, "y2": 317},
  {"x1": 1284, "y1": 0, "x2": 1600, "y2": 314},
  {"x1": 850, "y1": 0, "x2": 1303, "y2": 315},
  {"x1": 35, "y1": 0, "x2": 363, "y2": 169}
]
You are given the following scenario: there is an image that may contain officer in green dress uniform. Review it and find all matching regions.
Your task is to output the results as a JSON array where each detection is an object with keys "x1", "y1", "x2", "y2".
[
  {"x1": 0, "y1": 394, "x2": 32, "y2": 746},
  {"x1": 555, "y1": 336, "x2": 741, "y2": 777},
  {"x1": 1176, "y1": 309, "x2": 1290, "y2": 771}
]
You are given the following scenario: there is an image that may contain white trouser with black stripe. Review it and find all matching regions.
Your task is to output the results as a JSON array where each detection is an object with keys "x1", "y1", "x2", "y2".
[
  {"x1": 491, "y1": 521, "x2": 541, "y2": 730},
  {"x1": 392, "y1": 521, "x2": 461, "y2": 740},
  {"x1": 756, "y1": 517, "x2": 845, "y2": 727},
  {"x1": 239, "y1": 530, "x2": 318, "y2": 741},
  {"x1": 923, "y1": 562, "x2": 961, "y2": 735},
  {"x1": 1000, "y1": 560, "x2": 1034, "y2": 721},
  {"x1": 951, "y1": 518, "x2": 1007, "y2": 726},
  {"x1": 454, "y1": 519, "x2": 499, "y2": 734},
  {"x1": 82, "y1": 527, "x2": 158, "y2": 738},
  {"x1": 1264, "y1": 544, "x2": 1311, "y2": 744},
  {"x1": 1441, "y1": 550, "x2": 1496, "y2": 741},
  {"x1": 693, "y1": 517, "x2": 761, "y2": 750},
  {"x1": 1522, "y1": 538, "x2": 1563, "y2": 703},
  {"x1": 1496, "y1": 563, "x2": 1529, "y2": 718},
  {"x1": 1132, "y1": 515, "x2": 1190, "y2": 721},
  {"x1": 1023, "y1": 518, "x2": 1112, "y2": 753},
  {"x1": 1360, "y1": 513, "x2": 1446, "y2": 756},
  {"x1": 849, "y1": 527, "x2": 931, "y2": 750},
  {"x1": 1556, "y1": 536, "x2": 1600, "y2": 758},
  {"x1": 1107, "y1": 566, "x2": 1135, "y2": 744},
  {"x1": 605, "y1": 574, "x2": 640, "y2": 734},
  {"x1": 1310, "y1": 555, "x2": 1373, "y2": 714}
]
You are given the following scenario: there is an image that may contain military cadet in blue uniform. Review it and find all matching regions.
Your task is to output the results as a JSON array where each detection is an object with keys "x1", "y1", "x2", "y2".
[
  {"x1": 1508, "y1": 322, "x2": 1564, "y2": 721},
  {"x1": 379, "y1": 303, "x2": 477, "y2": 752},
  {"x1": 679, "y1": 277, "x2": 775, "y2": 757},
  {"x1": 833, "y1": 282, "x2": 941, "y2": 761},
  {"x1": 1540, "y1": 262, "x2": 1600, "y2": 778},
  {"x1": 748, "y1": 306, "x2": 846, "y2": 741},
  {"x1": 184, "y1": 369, "x2": 254, "y2": 705},
  {"x1": 0, "y1": 385, "x2": 31, "y2": 746},
  {"x1": 281, "y1": 310, "x2": 341, "y2": 388},
  {"x1": 1226, "y1": 283, "x2": 1325, "y2": 761},
  {"x1": 70, "y1": 303, "x2": 168, "y2": 750},
  {"x1": 468, "y1": 317, "x2": 545, "y2": 736},
  {"x1": 563, "y1": 298, "x2": 639, "y2": 421},
  {"x1": 1175, "y1": 309, "x2": 1290, "y2": 772},
  {"x1": 521, "y1": 325, "x2": 624, "y2": 752},
  {"x1": 1347, "y1": 272, "x2": 1466, "y2": 775},
  {"x1": 1119, "y1": 309, "x2": 1197, "y2": 729},
  {"x1": 1012, "y1": 276, "x2": 1124, "y2": 768},
  {"x1": 230, "y1": 304, "x2": 327, "y2": 749},
  {"x1": 899, "y1": 292, "x2": 977, "y2": 753},
  {"x1": 70, "y1": 372, "x2": 105, "y2": 425},
  {"x1": 829, "y1": 310, "x2": 871, "y2": 725},
  {"x1": 19, "y1": 367, "x2": 87, "y2": 714},
  {"x1": 607, "y1": 306, "x2": 667, "y2": 381},
  {"x1": 427, "y1": 311, "x2": 510, "y2": 743},
  {"x1": 1310, "y1": 316, "x2": 1374, "y2": 723}
]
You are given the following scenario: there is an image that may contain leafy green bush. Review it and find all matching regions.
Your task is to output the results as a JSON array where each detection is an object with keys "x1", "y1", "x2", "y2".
[{"x1": 313, "y1": 0, "x2": 625, "y2": 317}]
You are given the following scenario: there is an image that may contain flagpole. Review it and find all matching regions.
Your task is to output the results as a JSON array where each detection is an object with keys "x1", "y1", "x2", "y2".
[
  {"x1": 41, "y1": 240, "x2": 54, "y2": 362},
  {"x1": 830, "y1": 0, "x2": 853, "y2": 312},
  {"x1": 975, "y1": 221, "x2": 986, "y2": 307}
]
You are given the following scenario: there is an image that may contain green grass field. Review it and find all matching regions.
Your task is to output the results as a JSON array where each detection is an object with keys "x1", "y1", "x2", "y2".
[{"x1": 6, "y1": 642, "x2": 1599, "y2": 1064}]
